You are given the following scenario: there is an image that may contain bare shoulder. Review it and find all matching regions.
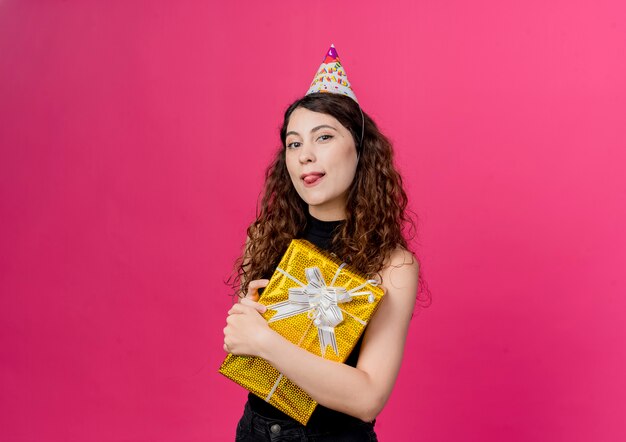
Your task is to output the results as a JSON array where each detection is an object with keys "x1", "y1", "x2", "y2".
[
  {"x1": 385, "y1": 246, "x2": 419, "y2": 269},
  {"x1": 379, "y1": 246, "x2": 420, "y2": 292}
]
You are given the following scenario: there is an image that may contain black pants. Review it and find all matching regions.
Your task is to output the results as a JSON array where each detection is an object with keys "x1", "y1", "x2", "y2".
[{"x1": 235, "y1": 401, "x2": 378, "y2": 441}]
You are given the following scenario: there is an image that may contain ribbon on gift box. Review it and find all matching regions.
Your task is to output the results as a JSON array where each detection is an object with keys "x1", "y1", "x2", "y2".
[
  {"x1": 264, "y1": 262, "x2": 379, "y2": 402},
  {"x1": 268, "y1": 263, "x2": 378, "y2": 357}
]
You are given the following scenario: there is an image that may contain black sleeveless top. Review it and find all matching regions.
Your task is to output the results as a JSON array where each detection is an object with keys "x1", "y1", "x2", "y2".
[{"x1": 247, "y1": 213, "x2": 367, "y2": 427}]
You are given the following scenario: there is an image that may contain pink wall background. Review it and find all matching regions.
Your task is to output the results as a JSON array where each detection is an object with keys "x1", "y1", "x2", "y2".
[{"x1": 1, "y1": 1, "x2": 625, "y2": 441}]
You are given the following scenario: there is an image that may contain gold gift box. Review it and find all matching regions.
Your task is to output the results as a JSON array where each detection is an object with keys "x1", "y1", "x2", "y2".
[{"x1": 219, "y1": 239, "x2": 385, "y2": 425}]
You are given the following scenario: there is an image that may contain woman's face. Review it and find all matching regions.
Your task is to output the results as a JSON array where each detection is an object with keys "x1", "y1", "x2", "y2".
[{"x1": 285, "y1": 107, "x2": 358, "y2": 220}]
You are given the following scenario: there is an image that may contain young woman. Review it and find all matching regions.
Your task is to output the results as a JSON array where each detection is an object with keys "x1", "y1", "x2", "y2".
[{"x1": 223, "y1": 47, "x2": 428, "y2": 441}]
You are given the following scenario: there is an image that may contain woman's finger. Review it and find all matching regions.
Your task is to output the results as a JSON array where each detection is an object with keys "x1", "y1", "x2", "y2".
[
  {"x1": 228, "y1": 303, "x2": 259, "y2": 316},
  {"x1": 227, "y1": 304, "x2": 246, "y2": 316},
  {"x1": 240, "y1": 297, "x2": 267, "y2": 313},
  {"x1": 245, "y1": 279, "x2": 270, "y2": 301}
]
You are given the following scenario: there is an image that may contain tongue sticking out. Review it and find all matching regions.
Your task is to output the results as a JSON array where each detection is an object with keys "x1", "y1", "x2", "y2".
[{"x1": 304, "y1": 174, "x2": 324, "y2": 184}]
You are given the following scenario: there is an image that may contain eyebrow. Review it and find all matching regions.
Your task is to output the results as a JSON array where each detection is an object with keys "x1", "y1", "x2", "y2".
[{"x1": 285, "y1": 124, "x2": 337, "y2": 138}]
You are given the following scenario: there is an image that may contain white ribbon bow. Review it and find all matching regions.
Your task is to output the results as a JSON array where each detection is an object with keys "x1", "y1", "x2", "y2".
[{"x1": 267, "y1": 264, "x2": 378, "y2": 357}]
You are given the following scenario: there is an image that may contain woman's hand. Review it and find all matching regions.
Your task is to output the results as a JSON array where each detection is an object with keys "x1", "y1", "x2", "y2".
[
  {"x1": 223, "y1": 279, "x2": 272, "y2": 357},
  {"x1": 242, "y1": 279, "x2": 270, "y2": 303}
]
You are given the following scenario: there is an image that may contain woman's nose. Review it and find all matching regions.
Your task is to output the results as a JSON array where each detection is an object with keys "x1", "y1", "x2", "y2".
[{"x1": 298, "y1": 143, "x2": 316, "y2": 163}]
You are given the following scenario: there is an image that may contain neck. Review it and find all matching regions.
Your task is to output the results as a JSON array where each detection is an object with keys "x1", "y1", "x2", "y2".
[{"x1": 308, "y1": 202, "x2": 347, "y2": 222}]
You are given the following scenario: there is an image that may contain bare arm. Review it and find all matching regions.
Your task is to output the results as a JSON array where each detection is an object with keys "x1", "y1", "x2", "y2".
[{"x1": 230, "y1": 247, "x2": 419, "y2": 422}]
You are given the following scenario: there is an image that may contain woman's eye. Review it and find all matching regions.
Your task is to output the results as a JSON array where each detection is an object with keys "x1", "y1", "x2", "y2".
[
  {"x1": 317, "y1": 134, "x2": 333, "y2": 142},
  {"x1": 286, "y1": 141, "x2": 301, "y2": 149}
]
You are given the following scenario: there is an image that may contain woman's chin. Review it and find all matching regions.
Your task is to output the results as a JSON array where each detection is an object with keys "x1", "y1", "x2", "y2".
[
  {"x1": 301, "y1": 198, "x2": 326, "y2": 207},
  {"x1": 296, "y1": 190, "x2": 326, "y2": 206},
  {"x1": 296, "y1": 189, "x2": 349, "y2": 212}
]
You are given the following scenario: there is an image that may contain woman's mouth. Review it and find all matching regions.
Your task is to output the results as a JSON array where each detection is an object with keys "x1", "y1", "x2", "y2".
[{"x1": 302, "y1": 172, "x2": 325, "y2": 187}]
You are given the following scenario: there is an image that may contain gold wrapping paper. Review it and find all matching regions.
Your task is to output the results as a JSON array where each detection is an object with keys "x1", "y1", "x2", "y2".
[{"x1": 219, "y1": 239, "x2": 385, "y2": 425}]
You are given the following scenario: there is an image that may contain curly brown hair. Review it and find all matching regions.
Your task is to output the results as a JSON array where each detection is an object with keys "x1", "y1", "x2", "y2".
[{"x1": 229, "y1": 92, "x2": 429, "y2": 305}]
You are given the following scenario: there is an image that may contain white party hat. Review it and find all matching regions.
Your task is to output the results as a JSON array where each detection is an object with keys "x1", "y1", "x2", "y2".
[{"x1": 305, "y1": 44, "x2": 358, "y2": 103}]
